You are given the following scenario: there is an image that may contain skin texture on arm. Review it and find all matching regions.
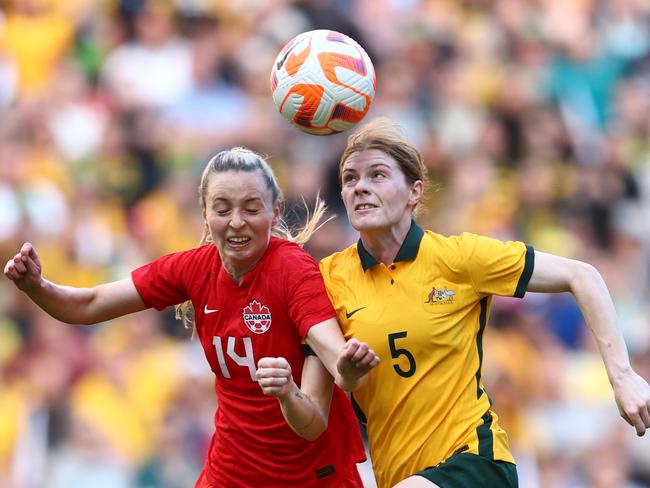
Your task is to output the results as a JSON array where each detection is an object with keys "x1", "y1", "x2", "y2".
[
  {"x1": 528, "y1": 251, "x2": 650, "y2": 436},
  {"x1": 4, "y1": 242, "x2": 148, "y2": 325}
]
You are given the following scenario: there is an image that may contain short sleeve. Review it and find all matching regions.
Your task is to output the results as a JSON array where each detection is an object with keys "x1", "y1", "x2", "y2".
[
  {"x1": 131, "y1": 247, "x2": 209, "y2": 310},
  {"x1": 283, "y1": 246, "x2": 337, "y2": 339},
  {"x1": 457, "y1": 233, "x2": 534, "y2": 298}
]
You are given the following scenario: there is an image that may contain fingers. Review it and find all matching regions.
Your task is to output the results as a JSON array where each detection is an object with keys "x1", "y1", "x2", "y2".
[
  {"x1": 24, "y1": 255, "x2": 40, "y2": 275},
  {"x1": 12, "y1": 254, "x2": 28, "y2": 273},
  {"x1": 256, "y1": 357, "x2": 293, "y2": 396},
  {"x1": 629, "y1": 412, "x2": 646, "y2": 437},
  {"x1": 4, "y1": 253, "x2": 27, "y2": 280},
  {"x1": 6, "y1": 253, "x2": 40, "y2": 278},
  {"x1": 257, "y1": 374, "x2": 290, "y2": 387},
  {"x1": 257, "y1": 357, "x2": 290, "y2": 371},
  {"x1": 640, "y1": 406, "x2": 650, "y2": 435},
  {"x1": 631, "y1": 402, "x2": 650, "y2": 436},
  {"x1": 20, "y1": 242, "x2": 34, "y2": 258},
  {"x1": 4, "y1": 258, "x2": 20, "y2": 280},
  {"x1": 342, "y1": 338, "x2": 361, "y2": 358},
  {"x1": 620, "y1": 403, "x2": 650, "y2": 437},
  {"x1": 344, "y1": 339, "x2": 379, "y2": 368},
  {"x1": 4, "y1": 243, "x2": 39, "y2": 281},
  {"x1": 634, "y1": 407, "x2": 650, "y2": 437}
]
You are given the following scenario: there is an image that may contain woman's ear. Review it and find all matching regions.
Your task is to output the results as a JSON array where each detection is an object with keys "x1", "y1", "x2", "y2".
[
  {"x1": 409, "y1": 180, "x2": 424, "y2": 207},
  {"x1": 271, "y1": 203, "x2": 281, "y2": 227}
]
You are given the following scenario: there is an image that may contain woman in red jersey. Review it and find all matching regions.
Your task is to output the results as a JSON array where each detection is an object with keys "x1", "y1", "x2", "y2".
[{"x1": 4, "y1": 147, "x2": 378, "y2": 487}]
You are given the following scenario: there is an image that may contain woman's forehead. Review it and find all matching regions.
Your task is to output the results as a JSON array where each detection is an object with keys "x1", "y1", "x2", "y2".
[
  {"x1": 205, "y1": 170, "x2": 270, "y2": 199},
  {"x1": 343, "y1": 148, "x2": 397, "y2": 169}
]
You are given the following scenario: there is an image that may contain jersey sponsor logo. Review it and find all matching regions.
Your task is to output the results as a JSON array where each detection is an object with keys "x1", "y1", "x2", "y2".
[
  {"x1": 425, "y1": 285, "x2": 456, "y2": 304},
  {"x1": 204, "y1": 305, "x2": 219, "y2": 314},
  {"x1": 243, "y1": 300, "x2": 272, "y2": 334},
  {"x1": 345, "y1": 306, "x2": 366, "y2": 319}
]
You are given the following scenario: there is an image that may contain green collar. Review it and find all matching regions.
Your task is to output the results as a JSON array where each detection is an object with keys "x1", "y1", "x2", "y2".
[{"x1": 357, "y1": 220, "x2": 425, "y2": 271}]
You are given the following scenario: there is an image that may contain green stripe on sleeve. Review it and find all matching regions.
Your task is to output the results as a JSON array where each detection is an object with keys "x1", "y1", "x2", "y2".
[{"x1": 514, "y1": 245, "x2": 534, "y2": 298}]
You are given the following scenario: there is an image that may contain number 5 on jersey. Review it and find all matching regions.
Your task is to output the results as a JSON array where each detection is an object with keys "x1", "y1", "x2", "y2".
[
  {"x1": 213, "y1": 336, "x2": 257, "y2": 381},
  {"x1": 388, "y1": 331, "x2": 416, "y2": 377}
]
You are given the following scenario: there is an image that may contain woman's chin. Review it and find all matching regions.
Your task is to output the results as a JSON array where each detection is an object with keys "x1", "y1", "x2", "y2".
[{"x1": 351, "y1": 218, "x2": 381, "y2": 232}]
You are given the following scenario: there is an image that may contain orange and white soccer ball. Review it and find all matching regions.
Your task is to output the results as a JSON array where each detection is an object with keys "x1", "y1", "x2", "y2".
[{"x1": 270, "y1": 30, "x2": 376, "y2": 135}]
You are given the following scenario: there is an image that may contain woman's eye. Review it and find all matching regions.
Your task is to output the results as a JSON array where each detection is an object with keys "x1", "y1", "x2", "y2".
[
  {"x1": 343, "y1": 174, "x2": 357, "y2": 184},
  {"x1": 373, "y1": 172, "x2": 385, "y2": 179}
]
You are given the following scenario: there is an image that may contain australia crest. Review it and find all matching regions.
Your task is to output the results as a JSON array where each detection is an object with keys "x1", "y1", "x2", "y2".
[{"x1": 425, "y1": 285, "x2": 456, "y2": 305}]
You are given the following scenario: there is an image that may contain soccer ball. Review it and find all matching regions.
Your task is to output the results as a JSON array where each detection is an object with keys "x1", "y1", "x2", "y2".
[{"x1": 270, "y1": 29, "x2": 376, "y2": 136}]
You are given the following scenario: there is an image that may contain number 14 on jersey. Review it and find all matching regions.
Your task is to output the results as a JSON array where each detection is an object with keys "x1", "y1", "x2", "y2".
[{"x1": 213, "y1": 336, "x2": 257, "y2": 381}]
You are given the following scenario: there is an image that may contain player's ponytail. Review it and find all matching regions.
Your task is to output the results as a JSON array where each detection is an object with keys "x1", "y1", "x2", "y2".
[{"x1": 175, "y1": 147, "x2": 331, "y2": 329}]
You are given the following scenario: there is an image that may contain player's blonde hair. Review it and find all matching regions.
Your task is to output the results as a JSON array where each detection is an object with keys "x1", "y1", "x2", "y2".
[
  {"x1": 175, "y1": 147, "x2": 330, "y2": 329},
  {"x1": 339, "y1": 117, "x2": 429, "y2": 214}
]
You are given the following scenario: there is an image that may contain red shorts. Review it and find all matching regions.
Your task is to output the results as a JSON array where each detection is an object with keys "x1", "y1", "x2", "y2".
[{"x1": 194, "y1": 464, "x2": 363, "y2": 488}]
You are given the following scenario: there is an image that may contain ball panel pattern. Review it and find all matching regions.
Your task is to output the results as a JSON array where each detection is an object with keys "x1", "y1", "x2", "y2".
[{"x1": 270, "y1": 29, "x2": 375, "y2": 135}]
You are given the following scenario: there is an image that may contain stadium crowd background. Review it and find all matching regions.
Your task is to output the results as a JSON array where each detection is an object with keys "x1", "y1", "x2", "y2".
[{"x1": 1, "y1": 0, "x2": 650, "y2": 486}]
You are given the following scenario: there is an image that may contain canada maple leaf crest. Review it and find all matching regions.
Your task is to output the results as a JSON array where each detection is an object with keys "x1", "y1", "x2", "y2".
[{"x1": 242, "y1": 300, "x2": 272, "y2": 334}]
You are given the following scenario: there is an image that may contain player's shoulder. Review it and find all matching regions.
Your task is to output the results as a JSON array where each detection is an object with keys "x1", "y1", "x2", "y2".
[
  {"x1": 184, "y1": 242, "x2": 220, "y2": 264},
  {"x1": 320, "y1": 242, "x2": 358, "y2": 266},
  {"x1": 269, "y1": 237, "x2": 311, "y2": 258},
  {"x1": 416, "y1": 231, "x2": 486, "y2": 274},
  {"x1": 157, "y1": 242, "x2": 218, "y2": 265},
  {"x1": 267, "y1": 237, "x2": 317, "y2": 269},
  {"x1": 319, "y1": 242, "x2": 358, "y2": 276},
  {"x1": 440, "y1": 231, "x2": 524, "y2": 253},
  {"x1": 423, "y1": 231, "x2": 525, "y2": 265},
  {"x1": 423, "y1": 230, "x2": 488, "y2": 252}
]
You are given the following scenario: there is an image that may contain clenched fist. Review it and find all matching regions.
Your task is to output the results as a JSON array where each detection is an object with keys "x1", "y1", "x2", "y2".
[
  {"x1": 256, "y1": 357, "x2": 296, "y2": 398},
  {"x1": 4, "y1": 242, "x2": 43, "y2": 292}
]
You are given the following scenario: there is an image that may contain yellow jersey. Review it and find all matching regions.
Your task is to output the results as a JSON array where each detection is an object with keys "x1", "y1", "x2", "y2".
[{"x1": 319, "y1": 221, "x2": 534, "y2": 488}]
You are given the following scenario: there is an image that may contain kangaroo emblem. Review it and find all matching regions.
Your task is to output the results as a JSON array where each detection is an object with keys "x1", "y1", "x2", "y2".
[{"x1": 425, "y1": 286, "x2": 456, "y2": 304}]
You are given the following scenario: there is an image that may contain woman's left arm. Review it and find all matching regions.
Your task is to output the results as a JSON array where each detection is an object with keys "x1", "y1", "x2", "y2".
[{"x1": 528, "y1": 251, "x2": 650, "y2": 436}]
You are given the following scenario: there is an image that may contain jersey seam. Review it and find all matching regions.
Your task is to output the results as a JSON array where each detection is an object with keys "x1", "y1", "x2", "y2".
[{"x1": 462, "y1": 234, "x2": 481, "y2": 299}]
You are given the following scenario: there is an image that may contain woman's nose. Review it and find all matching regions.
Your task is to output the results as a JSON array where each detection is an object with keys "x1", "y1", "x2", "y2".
[
  {"x1": 229, "y1": 210, "x2": 245, "y2": 228},
  {"x1": 353, "y1": 177, "x2": 370, "y2": 194}
]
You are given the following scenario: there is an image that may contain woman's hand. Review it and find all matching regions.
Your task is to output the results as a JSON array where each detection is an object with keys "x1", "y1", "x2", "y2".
[
  {"x1": 336, "y1": 338, "x2": 380, "y2": 390},
  {"x1": 256, "y1": 357, "x2": 296, "y2": 398},
  {"x1": 256, "y1": 356, "x2": 329, "y2": 441},
  {"x1": 611, "y1": 369, "x2": 650, "y2": 436},
  {"x1": 4, "y1": 242, "x2": 43, "y2": 292}
]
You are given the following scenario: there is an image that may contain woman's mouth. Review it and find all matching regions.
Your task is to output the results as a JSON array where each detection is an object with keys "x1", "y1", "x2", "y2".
[
  {"x1": 227, "y1": 236, "x2": 251, "y2": 248},
  {"x1": 355, "y1": 203, "x2": 378, "y2": 211}
]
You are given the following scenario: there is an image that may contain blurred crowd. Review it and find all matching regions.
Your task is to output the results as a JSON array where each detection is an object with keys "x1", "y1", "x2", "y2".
[{"x1": 1, "y1": 0, "x2": 650, "y2": 487}]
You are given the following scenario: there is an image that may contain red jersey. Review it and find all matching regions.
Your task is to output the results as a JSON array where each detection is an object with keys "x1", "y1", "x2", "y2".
[{"x1": 131, "y1": 238, "x2": 365, "y2": 487}]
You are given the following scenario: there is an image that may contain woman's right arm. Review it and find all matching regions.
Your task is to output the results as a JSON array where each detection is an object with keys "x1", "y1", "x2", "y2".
[{"x1": 4, "y1": 242, "x2": 147, "y2": 325}]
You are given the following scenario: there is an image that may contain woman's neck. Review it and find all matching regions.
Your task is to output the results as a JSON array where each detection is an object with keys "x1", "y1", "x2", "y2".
[
  {"x1": 222, "y1": 259, "x2": 257, "y2": 286},
  {"x1": 359, "y1": 218, "x2": 412, "y2": 266}
]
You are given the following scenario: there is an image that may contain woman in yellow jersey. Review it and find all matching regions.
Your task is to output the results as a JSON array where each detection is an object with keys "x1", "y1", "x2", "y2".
[{"x1": 319, "y1": 118, "x2": 650, "y2": 488}]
